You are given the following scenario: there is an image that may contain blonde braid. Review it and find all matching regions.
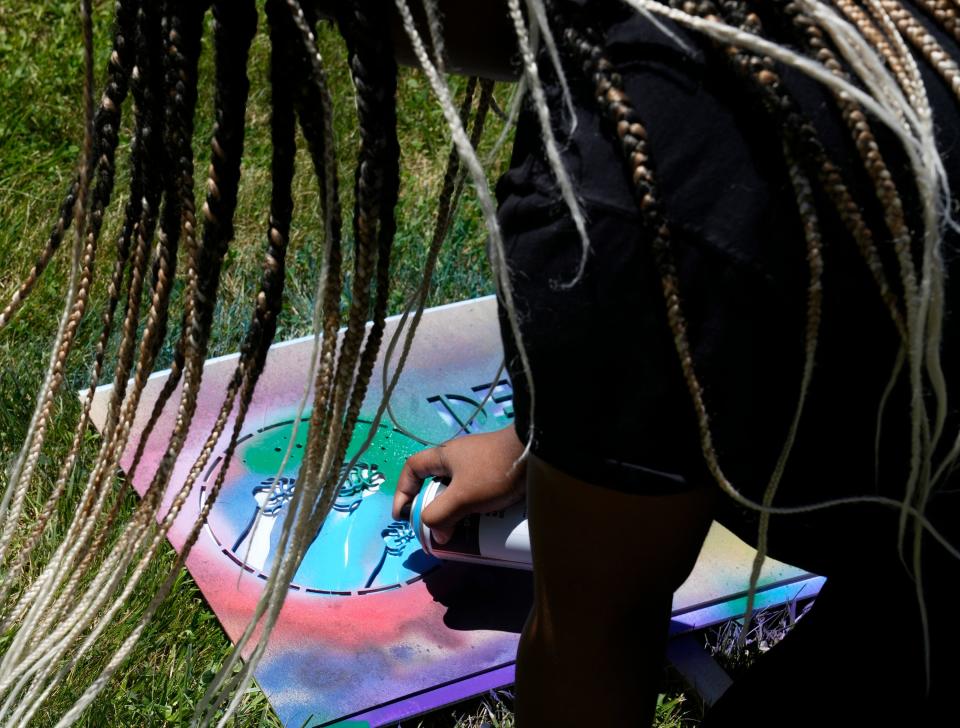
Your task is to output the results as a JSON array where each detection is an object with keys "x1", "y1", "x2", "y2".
[
  {"x1": 860, "y1": 0, "x2": 947, "y2": 559},
  {"x1": 671, "y1": 0, "x2": 943, "y2": 650},
  {"x1": 704, "y1": 1, "x2": 908, "y2": 332},
  {"x1": 690, "y1": 3, "x2": 940, "y2": 583},
  {"x1": 782, "y1": 0, "x2": 919, "y2": 484},
  {"x1": 878, "y1": 2, "x2": 954, "y2": 458},
  {"x1": 508, "y1": 0, "x2": 592, "y2": 289},
  {"x1": 745, "y1": 141, "x2": 824, "y2": 634},
  {"x1": 0, "y1": 1, "x2": 262, "y2": 716}
]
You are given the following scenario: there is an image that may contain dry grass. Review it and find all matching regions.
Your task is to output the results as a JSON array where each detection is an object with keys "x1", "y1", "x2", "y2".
[{"x1": 704, "y1": 599, "x2": 816, "y2": 679}]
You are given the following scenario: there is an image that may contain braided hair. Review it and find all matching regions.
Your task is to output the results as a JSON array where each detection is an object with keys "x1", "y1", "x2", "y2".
[
  {"x1": 540, "y1": 0, "x2": 958, "y2": 684},
  {"x1": 395, "y1": 0, "x2": 960, "y2": 696},
  {"x1": 0, "y1": 0, "x2": 423, "y2": 721},
  {"x1": 3, "y1": 0, "x2": 960, "y2": 724}
]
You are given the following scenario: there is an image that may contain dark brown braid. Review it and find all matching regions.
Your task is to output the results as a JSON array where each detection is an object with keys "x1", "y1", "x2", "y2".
[
  {"x1": 203, "y1": 0, "x2": 299, "y2": 509},
  {"x1": 132, "y1": 0, "x2": 259, "y2": 520},
  {"x1": 142, "y1": 0, "x2": 300, "y2": 616},
  {"x1": 0, "y1": 0, "x2": 137, "y2": 331},
  {"x1": 320, "y1": 0, "x2": 402, "y2": 516},
  {"x1": 189, "y1": 0, "x2": 299, "y2": 469},
  {"x1": 776, "y1": 0, "x2": 911, "y2": 337},
  {"x1": 297, "y1": 0, "x2": 400, "y2": 524},
  {"x1": 80, "y1": 0, "x2": 152, "y2": 434},
  {"x1": 143, "y1": 2, "x2": 206, "y2": 368},
  {"x1": 287, "y1": 0, "x2": 345, "y2": 486},
  {"x1": 98, "y1": 2, "x2": 169, "y2": 435},
  {"x1": 917, "y1": 0, "x2": 960, "y2": 43},
  {"x1": 124, "y1": 0, "x2": 213, "y2": 473},
  {"x1": 123, "y1": 1, "x2": 209, "y2": 482},
  {"x1": 0, "y1": 0, "x2": 141, "y2": 588},
  {"x1": 678, "y1": 0, "x2": 911, "y2": 335},
  {"x1": 121, "y1": 3, "x2": 200, "y2": 429},
  {"x1": 186, "y1": 7, "x2": 349, "y2": 717},
  {"x1": 556, "y1": 20, "x2": 723, "y2": 490},
  {"x1": 324, "y1": 0, "x2": 397, "y2": 433},
  {"x1": 62, "y1": 0, "x2": 210, "y2": 587},
  {"x1": 884, "y1": 0, "x2": 960, "y2": 100},
  {"x1": 30, "y1": 0, "x2": 206, "y2": 625},
  {"x1": 125, "y1": 0, "x2": 257, "y2": 488},
  {"x1": 188, "y1": 7, "x2": 403, "y2": 709}
]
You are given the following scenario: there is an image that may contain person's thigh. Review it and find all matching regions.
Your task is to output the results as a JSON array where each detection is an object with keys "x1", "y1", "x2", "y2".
[{"x1": 515, "y1": 454, "x2": 716, "y2": 727}]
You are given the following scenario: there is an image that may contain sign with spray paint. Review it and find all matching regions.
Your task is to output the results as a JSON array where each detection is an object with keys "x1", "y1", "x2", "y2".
[{"x1": 89, "y1": 295, "x2": 821, "y2": 728}]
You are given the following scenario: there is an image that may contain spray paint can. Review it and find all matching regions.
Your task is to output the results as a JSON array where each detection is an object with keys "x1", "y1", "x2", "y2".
[{"x1": 409, "y1": 479, "x2": 532, "y2": 570}]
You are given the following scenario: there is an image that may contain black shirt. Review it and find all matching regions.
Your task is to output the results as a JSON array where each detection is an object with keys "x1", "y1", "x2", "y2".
[{"x1": 495, "y1": 3, "x2": 960, "y2": 572}]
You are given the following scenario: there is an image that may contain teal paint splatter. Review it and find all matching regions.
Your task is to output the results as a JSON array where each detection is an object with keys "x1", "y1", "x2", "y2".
[
  {"x1": 346, "y1": 422, "x2": 424, "y2": 497},
  {"x1": 241, "y1": 420, "x2": 309, "y2": 475},
  {"x1": 239, "y1": 419, "x2": 424, "y2": 497}
]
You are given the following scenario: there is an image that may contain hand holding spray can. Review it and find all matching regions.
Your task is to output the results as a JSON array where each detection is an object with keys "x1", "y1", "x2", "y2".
[{"x1": 409, "y1": 479, "x2": 532, "y2": 570}]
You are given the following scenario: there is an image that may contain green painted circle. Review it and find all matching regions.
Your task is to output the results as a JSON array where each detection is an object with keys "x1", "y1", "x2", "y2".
[{"x1": 239, "y1": 418, "x2": 423, "y2": 497}]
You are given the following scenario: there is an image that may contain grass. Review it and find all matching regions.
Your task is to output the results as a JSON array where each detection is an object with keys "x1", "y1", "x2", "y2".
[
  {"x1": 0, "y1": 2, "x2": 724, "y2": 726},
  {"x1": 400, "y1": 687, "x2": 694, "y2": 728},
  {"x1": 704, "y1": 600, "x2": 815, "y2": 680}
]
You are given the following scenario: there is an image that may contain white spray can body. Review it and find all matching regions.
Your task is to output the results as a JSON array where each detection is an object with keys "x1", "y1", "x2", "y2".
[{"x1": 409, "y1": 479, "x2": 532, "y2": 570}]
